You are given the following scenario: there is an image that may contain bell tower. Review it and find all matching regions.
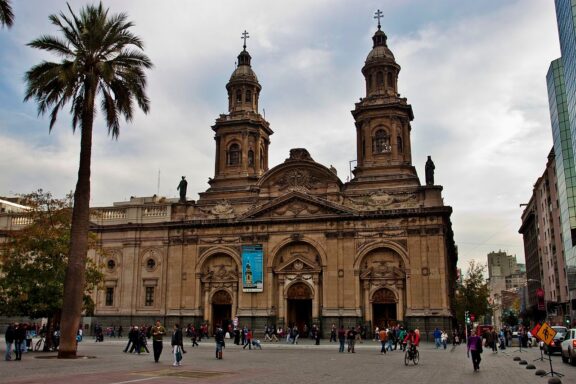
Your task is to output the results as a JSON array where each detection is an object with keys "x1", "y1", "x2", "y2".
[
  {"x1": 206, "y1": 31, "x2": 273, "y2": 196},
  {"x1": 348, "y1": 11, "x2": 419, "y2": 191}
]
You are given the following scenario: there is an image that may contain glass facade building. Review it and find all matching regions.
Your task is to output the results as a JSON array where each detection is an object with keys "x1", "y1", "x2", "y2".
[{"x1": 552, "y1": 0, "x2": 576, "y2": 320}]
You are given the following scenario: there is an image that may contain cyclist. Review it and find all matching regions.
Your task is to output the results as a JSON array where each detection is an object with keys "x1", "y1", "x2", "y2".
[{"x1": 403, "y1": 329, "x2": 420, "y2": 355}]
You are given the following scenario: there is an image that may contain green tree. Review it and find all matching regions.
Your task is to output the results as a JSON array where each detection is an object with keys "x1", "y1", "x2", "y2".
[
  {"x1": 0, "y1": 0, "x2": 14, "y2": 28},
  {"x1": 24, "y1": 2, "x2": 151, "y2": 358},
  {"x1": 0, "y1": 190, "x2": 102, "y2": 350},
  {"x1": 455, "y1": 260, "x2": 490, "y2": 326}
]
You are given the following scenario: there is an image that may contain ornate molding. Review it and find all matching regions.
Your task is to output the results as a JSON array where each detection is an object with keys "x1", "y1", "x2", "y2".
[{"x1": 345, "y1": 190, "x2": 419, "y2": 211}]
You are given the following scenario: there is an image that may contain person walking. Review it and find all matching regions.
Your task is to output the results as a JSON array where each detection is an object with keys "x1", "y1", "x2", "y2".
[
  {"x1": 441, "y1": 330, "x2": 448, "y2": 349},
  {"x1": 347, "y1": 326, "x2": 356, "y2": 353},
  {"x1": 243, "y1": 328, "x2": 253, "y2": 349},
  {"x1": 151, "y1": 320, "x2": 166, "y2": 363},
  {"x1": 378, "y1": 327, "x2": 388, "y2": 354},
  {"x1": 214, "y1": 325, "x2": 225, "y2": 359},
  {"x1": 337, "y1": 325, "x2": 346, "y2": 352},
  {"x1": 5, "y1": 323, "x2": 15, "y2": 361},
  {"x1": 171, "y1": 324, "x2": 184, "y2": 367},
  {"x1": 467, "y1": 328, "x2": 483, "y2": 372},
  {"x1": 13, "y1": 323, "x2": 26, "y2": 361},
  {"x1": 433, "y1": 327, "x2": 442, "y2": 349}
]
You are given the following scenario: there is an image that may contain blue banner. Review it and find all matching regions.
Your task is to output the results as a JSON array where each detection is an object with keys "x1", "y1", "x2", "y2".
[{"x1": 242, "y1": 245, "x2": 263, "y2": 292}]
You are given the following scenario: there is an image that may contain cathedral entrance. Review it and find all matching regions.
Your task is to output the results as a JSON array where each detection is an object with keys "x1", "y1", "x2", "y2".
[
  {"x1": 211, "y1": 290, "x2": 232, "y2": 333},
  {"x1": 286, "y1": 282, "x2": 312, "y2": 332},
  {"x1": 372, "y1": 288, "x2": 397, "y2": 328}
]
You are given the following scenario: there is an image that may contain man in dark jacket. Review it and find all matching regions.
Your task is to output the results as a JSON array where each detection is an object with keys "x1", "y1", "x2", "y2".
[
  {"x1": 5, "y1": 323, "x2": 15, "y2": 361},
  {"x1": 14, "y1": 323, "x2": 26, "y2": 361}
]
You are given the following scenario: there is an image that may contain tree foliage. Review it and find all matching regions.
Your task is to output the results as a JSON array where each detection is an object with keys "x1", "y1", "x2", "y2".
[
  {"x1": 454, "y1": 260, "x2": 490, "y2": 324},
  {"x1": 0, "y1": 0, "x2": 14, "y2": 28},
  {"x1": 0, "y1": 190, "x2": 102, "y2": 319}
]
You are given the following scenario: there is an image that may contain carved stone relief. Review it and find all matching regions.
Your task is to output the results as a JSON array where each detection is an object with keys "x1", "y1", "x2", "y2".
[{"x1": 345, "y1": 190, "x2": 419, "y2": 211}]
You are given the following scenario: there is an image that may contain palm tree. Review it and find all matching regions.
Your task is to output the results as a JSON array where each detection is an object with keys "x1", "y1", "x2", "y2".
[
  {"x1": 0, "y1": 0, "x2": 14, "y2": 28},
  {"x1": 24, "y1": 2, "x2": 152, "y2": 358}
]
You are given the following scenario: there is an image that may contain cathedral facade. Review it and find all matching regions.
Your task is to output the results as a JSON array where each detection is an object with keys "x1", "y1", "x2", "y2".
[{"x1": 89, "y1": 23, "x2": 457, "y2": 337}]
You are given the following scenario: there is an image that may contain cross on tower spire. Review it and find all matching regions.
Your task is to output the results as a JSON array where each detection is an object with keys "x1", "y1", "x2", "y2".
[
  {"x1": 241, "y1": 30, "x2": 250, "y2": 50},
  {"x1": 374, "y1": 9, "x2": 383, "y2": 30}
]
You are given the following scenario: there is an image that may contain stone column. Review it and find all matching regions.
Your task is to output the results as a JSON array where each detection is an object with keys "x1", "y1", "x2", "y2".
[
  {"x1": 312, "y1": 277, "x2": 319, "y2": 319},
  {"x1": 278, "y1": 277, "x2": 285, "y2": 328}
]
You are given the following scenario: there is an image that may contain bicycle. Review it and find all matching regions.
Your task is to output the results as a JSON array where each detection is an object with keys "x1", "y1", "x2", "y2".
[
  {"x1": 34, "y1": 336, "x2": 45, "y2": 351},
  {"x1": 404, "y1": 344, "x2": 419, "y2": 365}
]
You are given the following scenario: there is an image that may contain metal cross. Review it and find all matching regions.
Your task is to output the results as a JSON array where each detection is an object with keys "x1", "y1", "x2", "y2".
[
  {"x1": 241, "y1": 30, "x2": 250, "y2": 49},
  {"x1": 374, "y1": 9, "x2": 383, "y2": 30}
]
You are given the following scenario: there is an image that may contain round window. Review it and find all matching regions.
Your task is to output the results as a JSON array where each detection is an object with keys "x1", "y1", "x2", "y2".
[
  {"x1": 107, "y1": 259, "x2": 116, "y2": 270},
  {"x1": 147, "y1": 258, "x2": 156, "y2": 269}
]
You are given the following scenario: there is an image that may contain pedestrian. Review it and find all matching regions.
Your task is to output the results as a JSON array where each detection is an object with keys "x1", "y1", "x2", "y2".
[
  {"x1": 171, "y1": 324, "x2": 183, "y2": 367},
  {"x1": 292, "y1": 326, "x2": 299, "y2": 344},
  {"x1": 151, "y1": 320, "x2": 166, "y2": 363},
  {"x1": 5, "y1": 323, "x2": 15, "y2": 361},
  {"x1": 337, "y1": 325, "x2": 346, "y2": 352},
  {"x1": 347, "y1": 326, "x2": 356, "y2": 353},
  {"x1": 433, "y1": 327, "x2": 442, "y2": 349},
  {"x1": 315, "y1": 328, "x2": 321, "y2": 345},
  {"x1": 441, "y1": 330, "x2": 448, "y2": 349},
  {"x1": 214, "y1": 325, "x2": 225, "y2": 359},
  {"x1": 467, "y1": 328, "x2": 483, "y2": 372},
  {"x1": 13, "y1": 323, "x2": 25, "y2": 361},
  {"x1": 378, "y1": 327, "x2": 387, "y2": 354},
  {"x1": 123, "y1": 326, "x2": 135, "y2": 352},
  {"x1": 243, "y1": 328, "x2": 253, "y2": 349},
  {"x1": 330, "y1": 324, "x2": 337, "y2": 342}
]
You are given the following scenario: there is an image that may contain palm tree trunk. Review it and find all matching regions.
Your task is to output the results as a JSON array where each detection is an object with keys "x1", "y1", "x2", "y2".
[{"x1": 58, "y1": 82, "x2": 95, "y2": 358}]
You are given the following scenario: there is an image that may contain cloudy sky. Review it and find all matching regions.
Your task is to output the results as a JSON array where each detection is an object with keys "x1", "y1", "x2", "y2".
[{"x1": 0, "y1": 0, "x2": 561, "y2": 270}]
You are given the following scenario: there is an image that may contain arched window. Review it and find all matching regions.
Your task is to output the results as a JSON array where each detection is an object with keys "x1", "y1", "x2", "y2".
[
  {"x1": 367, "y1": 74, "x2": 373, "y2": 91},
  {"x1": 387, "y1": 72, "x2": 393, "y2": 89},
  {"x1": 228, "y1": 143, "x2": 241, "y2": 165},
  {"x1": 397, "y1": 136, "x2": 403, "y2": 153},
  {"x1": 260, "y1": 148, "x2": 264, "y2": 168},
  {"x1": 248, "y1": 150, "x2": 255, "y2": 166},
  {"x1": 376, "y1": 71, "x2": 384, "y2": 86},
  {"x1": 373, "y1": 129, "x2": 391, "y2": 154},
  {"x1": 245, "y1": 90, "x2": 252, "y2": 103},
  {"x1": 236, "y1": 90, "x2": 242, "y2": 103}
]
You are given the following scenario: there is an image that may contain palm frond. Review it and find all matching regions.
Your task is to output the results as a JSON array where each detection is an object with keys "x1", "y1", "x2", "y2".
[{"x1": 0, "y1": 0, "x2": 14, "y2": 28}]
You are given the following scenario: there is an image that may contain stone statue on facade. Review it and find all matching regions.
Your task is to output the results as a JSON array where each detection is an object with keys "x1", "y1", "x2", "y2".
[
  {"x1": 177, "y1": 176, "x2": 188, "y2": 202},
  {"x1": 425, "y1": 156, "x2": 435, "y2": 186}
]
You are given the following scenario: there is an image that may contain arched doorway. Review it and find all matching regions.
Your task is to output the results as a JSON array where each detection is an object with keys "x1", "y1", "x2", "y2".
[
  {"x1": 286, "y1": 282, "x2": 312, "y2": 332},
  {"x1": 372, "y1": 288, "x2": 397, "y2": 328},
  {"x1": 212, "y1": 290, "x2": 232, "y2": 333}
]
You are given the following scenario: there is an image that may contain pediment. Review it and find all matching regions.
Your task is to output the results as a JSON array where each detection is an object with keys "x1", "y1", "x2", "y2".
[
  {"x1": 360, "y1": 265, "x2": 406, "y2": 280},
  {"x1": 275, "y1": 256, "x2": 321, "y2": 274},
  {"x1": 239, "y1": 191, "x2": 355, "y2": 220}
]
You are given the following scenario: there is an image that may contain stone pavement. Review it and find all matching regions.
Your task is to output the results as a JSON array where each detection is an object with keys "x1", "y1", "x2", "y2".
[{"x1": 1, "y1": 338, "x2": 574, "y2": 384}]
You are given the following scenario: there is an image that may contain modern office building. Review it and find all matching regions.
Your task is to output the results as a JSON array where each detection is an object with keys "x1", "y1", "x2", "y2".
[{"x1": 549, "y1": 0, "x2": 576, "y2": 324}]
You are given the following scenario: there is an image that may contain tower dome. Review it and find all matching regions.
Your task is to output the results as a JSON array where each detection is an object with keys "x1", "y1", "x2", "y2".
[
  {"x1": 226, "y1": 31, "x2": 261, "y2": 114},
  {"x1": 362, "y1": 13, "x2": 400, "y2": 98}
]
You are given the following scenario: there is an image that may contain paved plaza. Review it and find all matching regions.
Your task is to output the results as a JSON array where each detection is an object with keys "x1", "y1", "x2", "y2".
[{"x1": 1, "y1": 338, "x2": 575, "y2": 384}]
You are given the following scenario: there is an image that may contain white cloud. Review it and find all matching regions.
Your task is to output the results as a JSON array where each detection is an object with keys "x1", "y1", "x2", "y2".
[{"x1": 0, "y1": 0, "x2": 561, "y2": 270}]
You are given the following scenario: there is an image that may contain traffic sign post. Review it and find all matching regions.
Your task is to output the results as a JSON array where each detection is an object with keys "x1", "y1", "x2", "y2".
[{"x1": 532, "y1": 322, "x2": 563, "y2": 377}]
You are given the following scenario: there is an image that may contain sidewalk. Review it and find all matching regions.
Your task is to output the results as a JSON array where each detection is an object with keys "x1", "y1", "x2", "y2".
[{"x1": 1, "y1": 339, "x2": 574, "y2": 384}]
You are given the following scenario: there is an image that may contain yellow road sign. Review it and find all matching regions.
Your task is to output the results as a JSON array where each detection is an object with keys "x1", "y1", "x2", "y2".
[{"x1": 536, "y1": 322, "x2": 557, "y2": 345}]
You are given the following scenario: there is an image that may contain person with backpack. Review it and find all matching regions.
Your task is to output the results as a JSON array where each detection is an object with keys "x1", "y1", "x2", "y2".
[{"x1": 214, "y1": 325, "x2": 225, "y2": 359}]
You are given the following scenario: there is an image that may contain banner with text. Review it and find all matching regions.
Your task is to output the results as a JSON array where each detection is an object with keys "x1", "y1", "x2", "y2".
[{"x1": 242, "y1": 245, "x2": 263, "y2": 292}]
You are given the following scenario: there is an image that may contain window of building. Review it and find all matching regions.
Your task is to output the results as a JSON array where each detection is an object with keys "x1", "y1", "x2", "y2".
[
  {"x1": 376, "y1": 71, "x2": 384, "y2": 86},
  {"x1": 228, "y1": 143, "x2": 241, "y2": 166},
  {"x1": 397, "y1": 136, "x2": 403, "y2": 153},
  {"x1": 107, "y1": 259, "x2": 116, "y2": 270},
  {"x1": 387, "y1": 72, "x2": 393, "y2": 88},
  {"x1": 105, "y1": 287, "x2": 114, "y2": 306},
  {"x1": 260, "y1": 148, "x2": 264, "y2": 169},
  {"x1": 236, "y1": 89, "x2": 242, "y2": 103},
  {"x1": 368, "y1": 74, "x2": 373, "y2": 91},
  {"x1": 373, "y1": 129, "x2": 391, "y2": 154},
  {"x1": 248, "y1": 150, "x2": 254, "y2": 166},
  {"x1": 146, "y1": 258, "x2": 156, "y2": 270},
  {"x1": 145, "y1": 286, "x2": 154, "y2": 306},
  {"x1": 245, "y1": 90, "x2": 252, "y2": 103}
]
